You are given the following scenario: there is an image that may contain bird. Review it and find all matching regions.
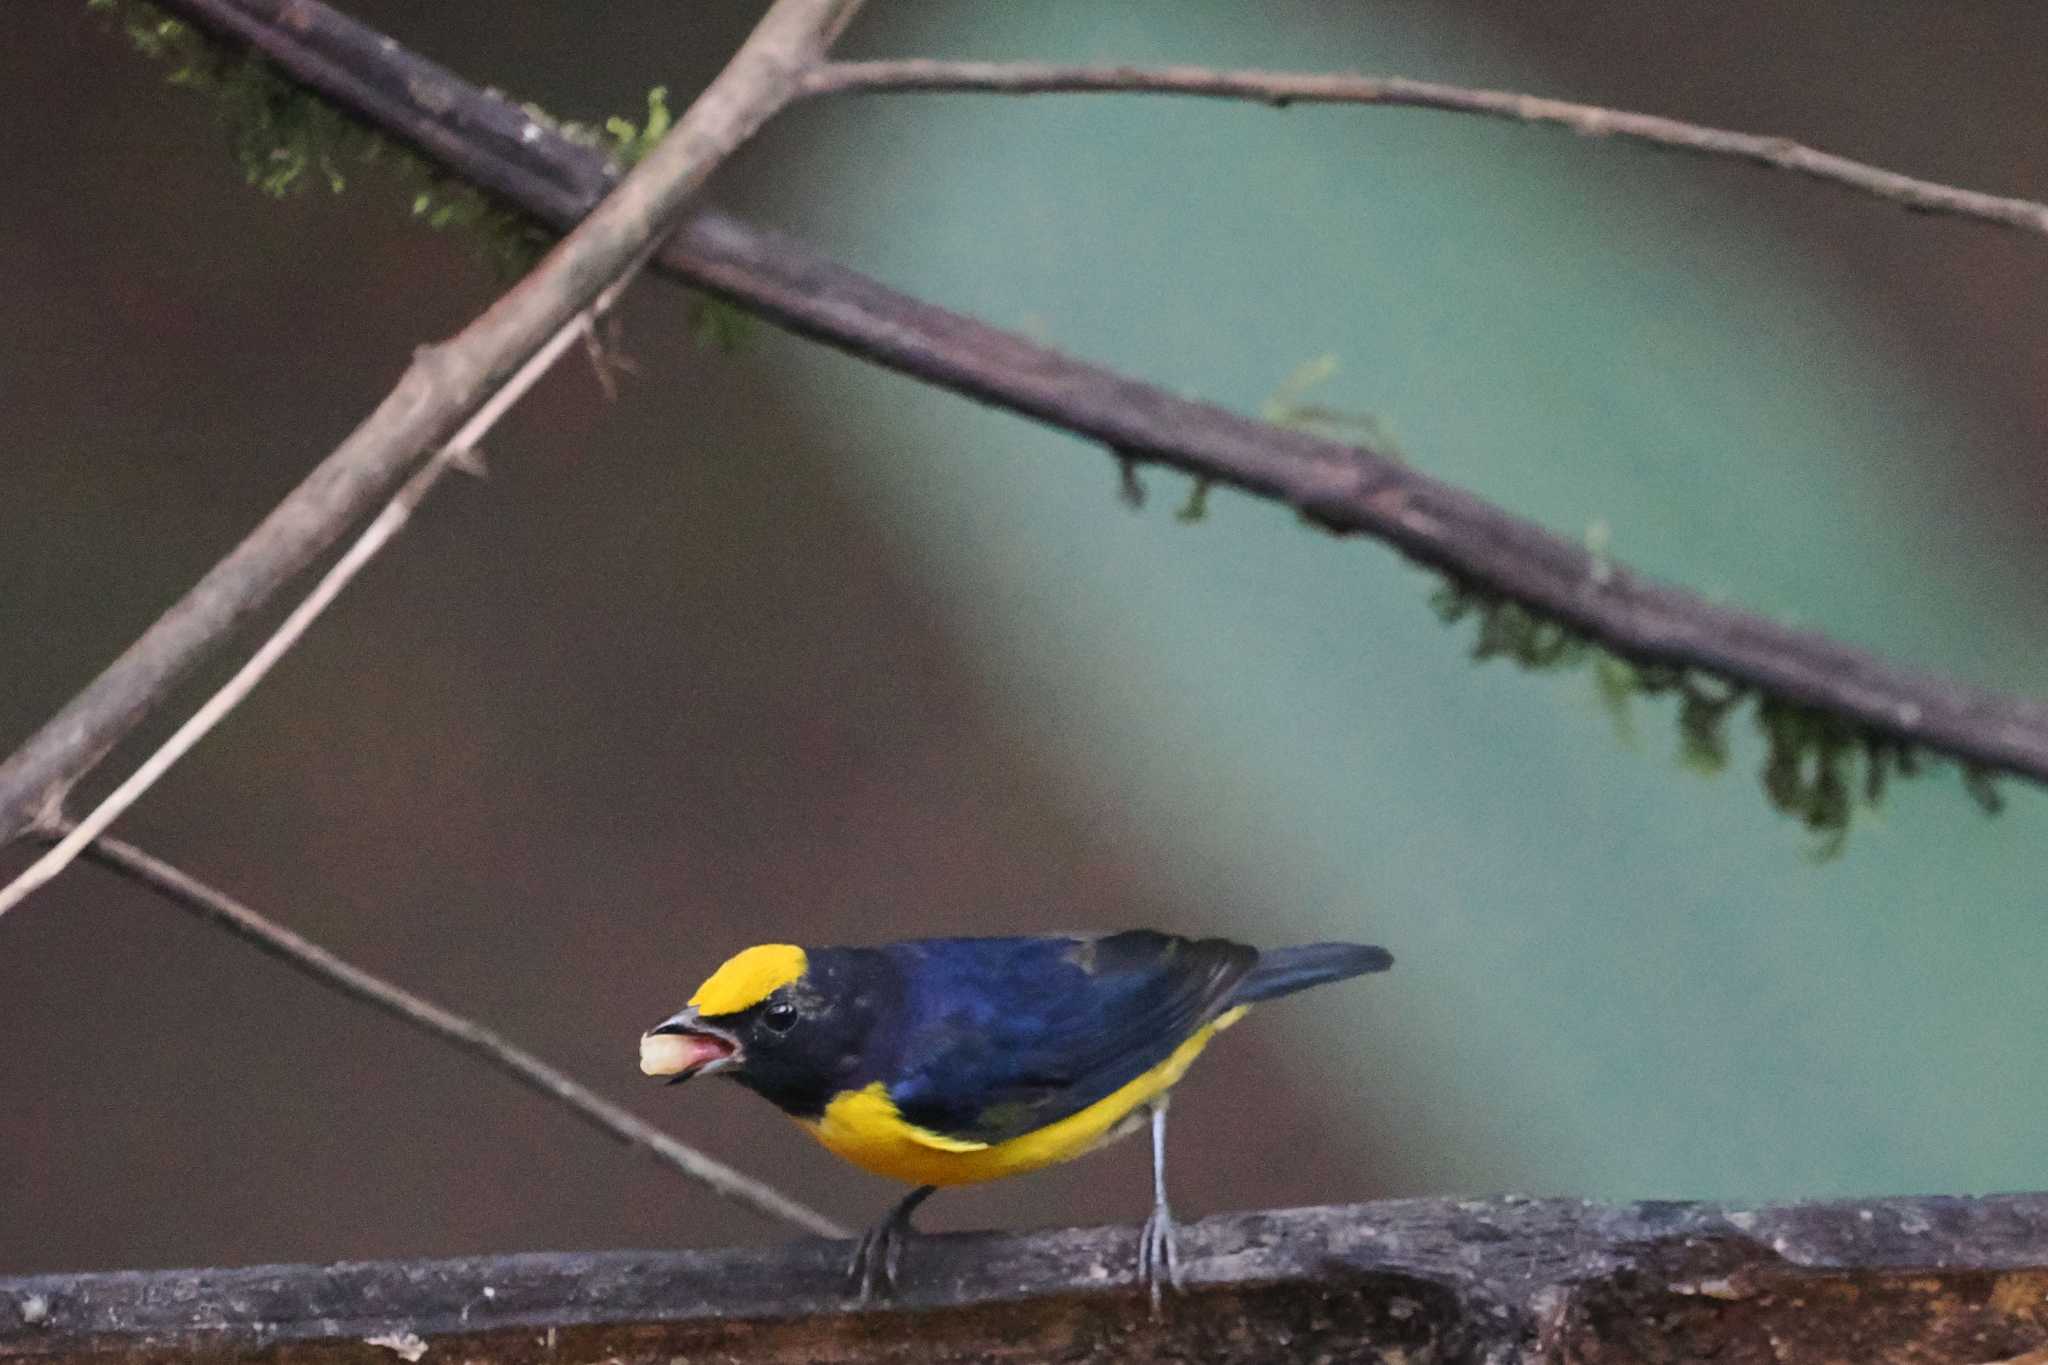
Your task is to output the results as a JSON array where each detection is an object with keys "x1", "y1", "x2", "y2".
[{"x1": 638, "y1": 930, "x2": 1392, "y2": 1305}]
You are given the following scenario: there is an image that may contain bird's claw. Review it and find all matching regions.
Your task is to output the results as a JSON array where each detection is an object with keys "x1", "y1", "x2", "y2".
[
  {"x1": 1137, "y1": 1206, "x2": 1182, "y2": 1314},
  {"x1": 845, "y1": 1224, "x2": 901, "y2": 1303},
  {"x1": 846, "y1": 1185, "x2": 934, "y2": 1304}
]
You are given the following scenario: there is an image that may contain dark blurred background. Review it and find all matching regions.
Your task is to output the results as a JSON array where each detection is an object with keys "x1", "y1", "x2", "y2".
[{"x1": 4, "y1": 2, "x2": 2046, "y2": 1275}]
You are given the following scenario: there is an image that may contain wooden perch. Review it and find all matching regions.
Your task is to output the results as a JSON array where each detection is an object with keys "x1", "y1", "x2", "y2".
[{"x1": 6, "y1": 1193, "x2": 2048, "y2": 1362}]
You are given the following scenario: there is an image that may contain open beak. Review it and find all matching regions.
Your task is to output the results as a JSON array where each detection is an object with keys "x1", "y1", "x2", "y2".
[{"x1": 640, "y1": 1009, "x2": 741, "y2": 1085}]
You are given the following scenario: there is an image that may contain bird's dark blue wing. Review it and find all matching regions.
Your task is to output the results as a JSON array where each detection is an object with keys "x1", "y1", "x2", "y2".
[{"x1": 880, "y1": 931, "x2": 1255, "y2": 1143}]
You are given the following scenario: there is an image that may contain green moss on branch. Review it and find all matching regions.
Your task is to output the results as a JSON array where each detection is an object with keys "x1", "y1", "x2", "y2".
[
  {"x1": 86, "y1": 0, "x2": 750, "y2": 343},
  {"x1": 1426, "y1": 573, "x2": 2001, "y2": 855}
]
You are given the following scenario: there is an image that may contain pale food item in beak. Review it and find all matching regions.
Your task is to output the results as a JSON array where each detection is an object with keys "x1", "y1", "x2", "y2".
[{"x1": 639, "y1": 1030, "x2": 734, "y2": 1077}]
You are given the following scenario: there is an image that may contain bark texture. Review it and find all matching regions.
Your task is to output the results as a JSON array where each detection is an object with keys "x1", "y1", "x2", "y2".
[{"x1": 5, "y1": 1193, "x2": 2048, "y2": 1362}]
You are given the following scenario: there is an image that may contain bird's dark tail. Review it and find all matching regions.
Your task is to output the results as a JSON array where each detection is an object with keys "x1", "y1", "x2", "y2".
[{"x1": 1229, "y1": 942, "x2": 1393, "y2": 1005}]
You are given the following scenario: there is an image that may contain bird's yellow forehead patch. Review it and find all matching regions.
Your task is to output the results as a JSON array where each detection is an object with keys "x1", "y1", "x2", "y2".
[{"x1": 690, "y1": 944, "x2": 807, "y2": 1017}]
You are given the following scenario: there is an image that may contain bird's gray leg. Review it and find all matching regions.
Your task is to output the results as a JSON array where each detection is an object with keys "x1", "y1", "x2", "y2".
[
  {"x1": 848, "y1": 1184, "x2": 936, "y2": 1302},
  {"x1": 1137, "y1": 1099, "x2": 1182, "y2": 1312}
]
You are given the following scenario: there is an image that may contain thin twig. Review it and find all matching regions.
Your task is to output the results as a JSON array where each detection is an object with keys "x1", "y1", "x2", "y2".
[
  {"x1": 44, "y1": 823, "x2": 846, "y2": 1239},
  {"x1": 799, "y1": 61, "x2": 2048, "y2": 240},
  {"x1": 0, "y1": 182, "x2": 668, "y2": 912},
  {"x1": 0, "y1": 0, "x2": 865, "y2": 848},
  {"x1": 0, "y1": 459, "x2": 448, "y2": 917},
  {"x1": 0, "y1": 284, "x2": 624, "y2": 918}
]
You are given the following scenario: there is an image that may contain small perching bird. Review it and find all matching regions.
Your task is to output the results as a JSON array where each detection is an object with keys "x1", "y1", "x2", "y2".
[{"x1": 640, "y1": 930, "x2": 1392, "y2": 1304}]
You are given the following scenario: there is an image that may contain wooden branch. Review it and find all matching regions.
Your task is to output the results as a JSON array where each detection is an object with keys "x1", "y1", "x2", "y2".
[
  {"x1": 7, "y1": 1193, "x2": 2048, "y2": 1362},
  {"x1": 800, "y1": 61, "x2": 2048, "y2": 241},
  {"x1": 0, "y1": 452, "x2": 451, "y2": 914},
  {"x1": 0, "y1": 290, "x2": 603, "y2": 918},
  {"x1": 106, "y1": 0, "x2": 2048, "y2": 793},
  {"x1": 0, "y1": 0, "x2": 864, "y2": 849},
  {"x1": 657, "y1": 222, "x2": 2048, "y2": 783},
  {"x1": 48, "y1": 826, "x2": 844, "y2": 1238}
]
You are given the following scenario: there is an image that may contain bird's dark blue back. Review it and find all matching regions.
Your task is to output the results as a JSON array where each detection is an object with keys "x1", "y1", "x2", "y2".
[{"x1": 859, "y1": 932, "x2": 1256, "y2": 1143}]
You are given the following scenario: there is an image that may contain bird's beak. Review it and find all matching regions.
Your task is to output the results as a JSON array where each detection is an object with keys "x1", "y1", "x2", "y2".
[{"x1": 640, "y1": 1009, "x2": 741, "y2": 1085}]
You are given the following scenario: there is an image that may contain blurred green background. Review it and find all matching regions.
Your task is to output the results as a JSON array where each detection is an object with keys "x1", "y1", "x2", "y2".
[{"x1": 3, "y1": 2, "x2": 2045, "y2": 1273}]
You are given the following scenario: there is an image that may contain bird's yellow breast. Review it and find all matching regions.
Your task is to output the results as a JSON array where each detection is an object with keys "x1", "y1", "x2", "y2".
[{"x1": 799, "y1": 1006, "x2": 1246, "y2": 1187}]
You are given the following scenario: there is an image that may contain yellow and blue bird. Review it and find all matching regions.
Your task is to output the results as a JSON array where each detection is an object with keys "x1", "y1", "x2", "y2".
[{"x1": 639, "y1": 931, "x2": 1392, "y2": 1301}]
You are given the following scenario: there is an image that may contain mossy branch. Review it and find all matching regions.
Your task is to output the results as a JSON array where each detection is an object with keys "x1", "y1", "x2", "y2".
[
  {"x1": 1426, "y1": 575, "x2": 2001, "y2": 855},
  {"x1": 88, "y1": 0, "x2": 750, "y2": 338},
  {"x1": 74, "y1": 0, "x2": 2048, "y2": 855},
  {"x1": 1250, "y1": 351, "x2": 2007, "y2": 854}
]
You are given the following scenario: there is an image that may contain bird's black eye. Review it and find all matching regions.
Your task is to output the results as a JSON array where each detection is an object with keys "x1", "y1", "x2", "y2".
[{"x1": 762, "y1": 1001, "x2": 798, "y2": 1033}]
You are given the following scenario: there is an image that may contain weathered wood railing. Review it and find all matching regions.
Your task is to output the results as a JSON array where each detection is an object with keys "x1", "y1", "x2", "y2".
[{"x1": 5, "y1": 1194, "x2": 2047, "y2": 1362}]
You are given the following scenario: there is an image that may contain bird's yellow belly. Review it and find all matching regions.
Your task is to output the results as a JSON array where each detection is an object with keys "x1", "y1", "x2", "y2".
[{"x1": 799, "y1": 1007, "x2": 1246, "y2": 1187}]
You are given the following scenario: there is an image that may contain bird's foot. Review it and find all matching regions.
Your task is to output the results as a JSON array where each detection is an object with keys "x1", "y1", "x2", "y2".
[
  {"x1": 1137, "y1": 1204, "x2": 1183, "y2": 1315},
  {"x1": 845, "y1": 1220, "x2": 910, "y2": 1304},
  {"x1": 846, "y1": 1186, "x2": 934, "y2": 1304}
]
